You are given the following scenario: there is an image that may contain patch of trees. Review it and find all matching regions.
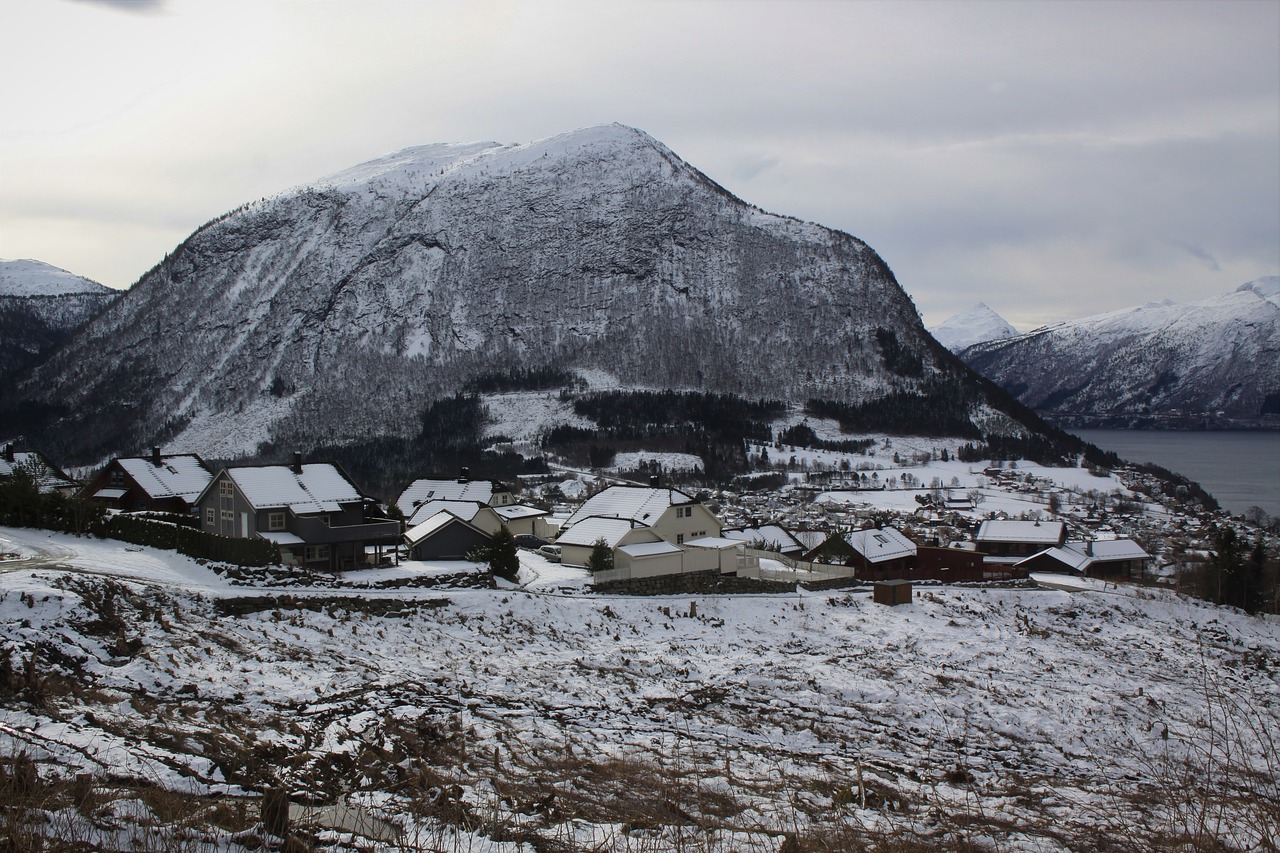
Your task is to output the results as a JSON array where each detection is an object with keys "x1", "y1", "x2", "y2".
[
  {"x1": 1195, "y1": 527, "x2": 1276, "y2": 614},
  {"x1": 776, "y1": 423, "x2": 874, "y2": 454},
  {"x1": 464, "y1": 366, "x2": 578, "y2": 395},
  {"x1": 0, "y1": 466, "x2": 103, "y2": 534},
  {"x1": 874, "y1": 327, "x2": 924, "y2": 378},
  {"x1": 806, "y1": 382, "x2": 980, "y2": 438},
  {"x1": 572, "y1": 391, "x2": 783, "y2": 443}
]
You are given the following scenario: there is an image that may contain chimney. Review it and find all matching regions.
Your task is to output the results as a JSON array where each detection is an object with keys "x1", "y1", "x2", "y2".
[
  {"x1": 292, "y1": 451, "x2": 303, "y2": 475},
  {"x1": 458, "y1": 467, "x2": 470, "y2": 484},
  {"x1": 3, "y1": 444, "x2": 13, "y2": 463},
  {"x1": 649, "y1": 474, "x2": 661, "y2": 488},
  {"x1": 152, "y1": 446, "x2": 162, "y2": 466},
  {"x1": 1086, "y1": 539, "x2": 1093, "y2": 557}
]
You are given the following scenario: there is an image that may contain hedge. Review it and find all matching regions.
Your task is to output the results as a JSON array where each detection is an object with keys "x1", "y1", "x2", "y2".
[{"x1": 103, "y1": 514, "x2": 281, "y2": 567}]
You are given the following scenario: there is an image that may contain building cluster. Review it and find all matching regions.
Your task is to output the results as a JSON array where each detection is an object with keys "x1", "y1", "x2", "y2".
[{"x1": 0, "y1": 442, "x2": 1155, "y2": 585}]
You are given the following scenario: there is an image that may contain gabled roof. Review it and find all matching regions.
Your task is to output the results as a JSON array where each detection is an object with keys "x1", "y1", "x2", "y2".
[
  {"x1": 845, "y1": 527, "x2": 917, "y2": 563},
  {"x1": 404, "y1": 510, "x2": 490, "y2": 547},
  {"x1": 556, "y1": 516, "x2": 646, "y2": 548},
  {"x1": 219, "y1": 464, "x2": 363, "y2": 514},
  {"x1": 115, "y1": 454, "x2": 212, "y2": 502},
  {"x1": 976, "y1": 519, "x2": 1065, "y2": 544},
  {"x1": 407, "y1": 499, "x2": 489, "y2": 527},
  {"x1": 396, "y1": 477, "x2": 510, "y2": 514},
  {"x1": 722, "y1": 524, "x2": 804, "y2": 553},
  {"x1": 0, "y1": 450, "x2": 78, "y2": 492},
  {"x1": 563, "y1": 485, "x2": 694, "y2": 528},
  {"x1": 1018, "y1": 539, "x2": 1151, "y2": 572},
  {"x1": 493, "y1": 504, "x2": 548, "y2": 522}
]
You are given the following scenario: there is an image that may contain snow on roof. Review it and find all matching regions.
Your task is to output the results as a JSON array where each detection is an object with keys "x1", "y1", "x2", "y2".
[
  {"x1": 117, "y1": 455, "x2": 212, "y2": 502},
  {"x1": 845, "y1": 527, "x2": 917, "y2": 563},
  {"x1": 405, "y1": 511, "x2": 483, "y2": 546},
  {"x1": 396, "y1": 478, "x2": 508, "y2": 514},
  {"x1": 1016, "y1": 539, "x2": 1150, "y2": 572},
  {"x1": 722, "y1": 525, "x2": 803, "y2": 552},
  {"x1": 494, "y1": 504, "x2": 548, "y2": 521},
  {"x1": 93, "y1": 488, "x2": 127, "y2": 500},
  {"x1": 407, "y1": 500, "x2": 488, "y2": 527},
  {"x1": 259, "y1": 530, "x2": 305, "y2": 546},
  {"x1": 976, "y1": 519, "x2": 1065, "y2": 544},
  {"x1": 618, "y1": 541, "x2": 682, "y2": 558},
  {"x1": 684, "y1": 537, "x2": 741, "y2": 550},
  {"x1": 556, "y1": 516, "x2": 643, "y2": 548},
  {"x1": 563, "y1": 485, "x2": 693, "y2": 528},
  {"x1": 227, "y1": 464, "x2": 361, "y2": 514},
  {"x1": 0, "y1": 451, "x2": 78, "y2": 491}
]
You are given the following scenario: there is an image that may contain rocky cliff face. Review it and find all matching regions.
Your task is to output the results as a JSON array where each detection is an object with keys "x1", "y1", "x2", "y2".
[
  {"x1": 0, "y1": 259, "x2": 117, "y2": 385},
  {"x1": 12, "y1": 124, "x2": 1025, "y2": 463},
  {"x1": 962, "y1": 278, "x2": 1280, "y2": 428}
]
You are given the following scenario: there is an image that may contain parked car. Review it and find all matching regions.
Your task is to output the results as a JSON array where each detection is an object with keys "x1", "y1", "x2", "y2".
[
  {"x1": 514, "y1": 534, "x2": 549, "y2": 550},
  {"x1": 537, "y1": 544, "x2": 562, "y2": 563}
]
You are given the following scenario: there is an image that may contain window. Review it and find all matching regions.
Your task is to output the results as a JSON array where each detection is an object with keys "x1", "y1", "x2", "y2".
[
  {"x1": 676, "y1": 533, "x2": 685, "y2": 545},
  {"x1": 109, "y1": 470, "x2": 124, "y2": 486},
  {"x1": 305, "y1": 545, "x2": 330, "y2": 563},
  {"x1": 219, "y1": 480, "x2": 233, "y2": 497},
  {"x1": 205, "y1": 507, "x2": 215, "y2": 526},
  {"x1": 268, "y1": 512, "x2": 285, "y2": 531}
]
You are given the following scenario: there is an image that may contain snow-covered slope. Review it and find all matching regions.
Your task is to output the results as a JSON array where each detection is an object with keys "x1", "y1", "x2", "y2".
[
  {"x1": 0, "y1": 259, "x2": 117, "y2": 383},
  {"x1": 929, "y1": 302, "x2": 1018, "y2": 352},
  {"x1": 963, "y1": 277, "x2": 1280, "y2": 428},
  {"x1": 11, "y1": 124, "x2": 1039, "y2": 463}
]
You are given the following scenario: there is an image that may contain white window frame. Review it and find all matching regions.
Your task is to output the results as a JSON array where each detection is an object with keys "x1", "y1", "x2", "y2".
[{"x1": 268, "y1": 512, "x2": 286, "y2": 531}]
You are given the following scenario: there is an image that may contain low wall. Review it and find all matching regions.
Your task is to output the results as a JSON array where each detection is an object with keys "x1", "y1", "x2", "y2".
[{"x1": 594, "y1": 569, "x2": 795, "y2": 596}]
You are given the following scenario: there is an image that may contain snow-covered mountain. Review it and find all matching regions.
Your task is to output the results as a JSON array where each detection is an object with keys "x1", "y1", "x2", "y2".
[
  {"x1": 929, "y1": 302, "x2": 1019, "y2": 353},
  {"x1": 0, "y1": 259, "x2": 117, "y2": 383},
  {"x1": 10, "y1": 124, "x2": 1050, "y2": 464},
  {"x1": 962, "y1": 277, "x2": 1280, "y2": 428}
]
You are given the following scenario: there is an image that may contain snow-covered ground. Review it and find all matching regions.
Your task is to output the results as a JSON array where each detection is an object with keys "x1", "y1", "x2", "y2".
[{"x1": 2, "y1": 526, "x2": 1276, "y2": 851}]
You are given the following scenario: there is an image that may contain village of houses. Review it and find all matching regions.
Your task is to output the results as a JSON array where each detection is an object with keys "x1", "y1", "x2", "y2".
[{"x1": 4, "y1": 436, "x2": 1241, "y2": 600}]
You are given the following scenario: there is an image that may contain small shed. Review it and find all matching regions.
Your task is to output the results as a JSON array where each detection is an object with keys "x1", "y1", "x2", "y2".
[{"x1": 873, "y1": 579, "x2": 913, "y2": 606}]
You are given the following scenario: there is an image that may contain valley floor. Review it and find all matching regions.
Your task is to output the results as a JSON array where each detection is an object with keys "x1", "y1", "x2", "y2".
[{"x1": 1, "y1": 526, "x2": 1277, "y2": 851}]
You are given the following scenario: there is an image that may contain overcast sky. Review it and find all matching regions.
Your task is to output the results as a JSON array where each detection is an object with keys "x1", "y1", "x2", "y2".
[{"x1": 2, "y1": 0, "x2": 1276, "y2": 329}]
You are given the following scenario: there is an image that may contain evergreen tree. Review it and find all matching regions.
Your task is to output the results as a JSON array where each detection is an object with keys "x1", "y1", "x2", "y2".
[
  {"x1": 586, "y1": 539, "x2": 614, "y2": 573},
  {"x1": 488, "y1": 527, "x2": 520, "y2": 584}
]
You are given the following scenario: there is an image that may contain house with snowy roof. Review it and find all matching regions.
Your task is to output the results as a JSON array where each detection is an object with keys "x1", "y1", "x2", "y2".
[
  {"x1": 975, "y1": 519, "x2": 1066, "y2": 566},
  {"x1": 557, "y1": 515, "x2": 669, "y2": 569},
  {"x1": 1, "y1": 444, "x2": 79, "y2": 495},
  {"x1": 395, "y1": 471, "x2": 514, "y2": 518},
  {"x1": 403, "y1": 510, "x2": 493, "y2": 561},
  {"x1": 80, "y1": 448, "x2": 212, "y2": 514},
  {"x1": 193, "y1": 454, "x2": 399, "y2": 570},
  {"x1": 721, "y1": 524, "x2": 805, "y2": 557},
  {"x1": 1015, "y1": 538, "x2": 1151, "y2": 579},
  {"x1": 560, "y1": 485, "x2": 720, "y2": 545}
]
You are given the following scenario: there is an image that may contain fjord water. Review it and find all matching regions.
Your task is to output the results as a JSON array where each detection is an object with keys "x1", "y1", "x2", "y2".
[{"x1": 1072, "y1": 429, "x2": 1280, "y2": 518}]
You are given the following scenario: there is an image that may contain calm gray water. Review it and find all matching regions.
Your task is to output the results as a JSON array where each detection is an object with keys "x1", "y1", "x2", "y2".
[{"x1": 1072, "y1": 429, "x2": 1280, "y2": 518}]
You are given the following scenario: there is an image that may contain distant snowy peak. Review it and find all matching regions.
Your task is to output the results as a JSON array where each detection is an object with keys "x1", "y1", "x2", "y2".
[
  {"x1": 961, "y1": 278, "x2": 1280, "y2": 428},
  {"x1": 930, "y1": 302, "x2": 1018, "y2": 352},
  {"x1": 1237, "y1": 276, "x2": 1280, "y2": 306},
  {"x1": 0, "y1": 259, "x2": 111, "y2": 297}
]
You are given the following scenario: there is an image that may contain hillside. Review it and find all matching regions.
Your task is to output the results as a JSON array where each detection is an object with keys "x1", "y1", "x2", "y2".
[
  {"x1": 0, "y1": 259, "x2": 117, "y2": 384},
  {"x1": 6, "y1": 125, "x2": 1056, "y2": 472},
  {"x1": 962, "y1": 278, "x2": 1280, "y2": 429},
  {"x1": 1, "y1": 527, "x2": 1276, "y2": 851}
]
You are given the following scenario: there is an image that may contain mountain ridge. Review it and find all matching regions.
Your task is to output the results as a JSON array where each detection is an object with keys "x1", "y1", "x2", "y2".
[
  {"x1": 9, "y1": 124, "x2": 1069, "y2": 472},
  {"x1": 962, "y1": 277, "x2": 1280, "y2": 429}
]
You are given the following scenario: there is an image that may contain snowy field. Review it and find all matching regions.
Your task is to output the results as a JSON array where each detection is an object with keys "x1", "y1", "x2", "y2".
[{"x1": 2, "y1": 527, "x2": 1277, "y2": 850}]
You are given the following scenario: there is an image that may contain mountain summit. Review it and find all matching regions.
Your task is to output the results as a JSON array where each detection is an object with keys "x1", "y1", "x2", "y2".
[
  {"x1": 0, "y1": 259, "x2": 116, "y2": 384},
  {"x1": 11, "y1": 124, "x2": 1051, "y2": 465},
  {"x1": 930, "y1": 302, "x2": 1018, "y2": 353}
]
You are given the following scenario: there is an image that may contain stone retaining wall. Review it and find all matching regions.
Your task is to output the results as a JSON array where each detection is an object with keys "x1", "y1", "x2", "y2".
[{"x1": 594, "y1": 570, "x2": 795, "y2": 596}]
